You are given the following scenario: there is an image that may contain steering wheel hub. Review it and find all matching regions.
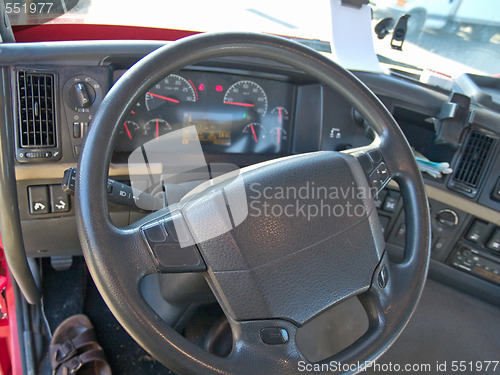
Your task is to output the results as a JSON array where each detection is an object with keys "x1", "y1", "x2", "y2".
[{"x1": 185, "y1": 151, "x2": 384, "y2": 324}]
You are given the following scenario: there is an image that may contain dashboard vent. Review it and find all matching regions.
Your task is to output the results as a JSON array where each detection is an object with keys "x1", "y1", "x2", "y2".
[
  {"x1": 17, "y1": 71, "x2": 56, "y2": 148},
  {"x1": 449, "y1": 131, "x2": 495, "y2": 198}
]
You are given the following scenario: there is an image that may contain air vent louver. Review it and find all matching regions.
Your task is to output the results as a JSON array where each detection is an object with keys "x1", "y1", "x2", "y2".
[
  {"x1": 449, "y1": 131, "x2": 495, "y2": 198},
  {"x1": 17, "y1": 71, "x2": 56, "y2": 148}
]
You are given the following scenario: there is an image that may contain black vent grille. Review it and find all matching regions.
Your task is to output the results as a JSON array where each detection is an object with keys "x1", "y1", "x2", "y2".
[
  {"x1": 453, "y1": 131, "x2": 495, "y2": 188},
  {"x1": 17, "y1": 71, "x2": 56, "y2": 148}
]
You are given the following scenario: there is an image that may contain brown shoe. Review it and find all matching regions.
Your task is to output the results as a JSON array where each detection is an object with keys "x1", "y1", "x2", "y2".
[{"x1": 49, "y1": 314, "x2": 112, "y2": 375}]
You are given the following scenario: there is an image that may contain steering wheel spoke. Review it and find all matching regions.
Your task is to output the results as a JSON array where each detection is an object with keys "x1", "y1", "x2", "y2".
[
  {"x1": 227, "y1": 318, "x2": 303, "y2": 372},
  {"x1": 310, "y1": 253, "x2": 413, "y2": 371}
]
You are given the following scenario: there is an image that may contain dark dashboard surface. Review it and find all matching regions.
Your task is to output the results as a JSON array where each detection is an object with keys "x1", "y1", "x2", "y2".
[{"x1": 2, "y1": 40, "x2": 500, "y2": 306}]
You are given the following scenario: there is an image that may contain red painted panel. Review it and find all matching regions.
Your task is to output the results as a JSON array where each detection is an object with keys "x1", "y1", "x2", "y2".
[{"x1": 13, "y1": 24, "x2": 200, "y2": 43}]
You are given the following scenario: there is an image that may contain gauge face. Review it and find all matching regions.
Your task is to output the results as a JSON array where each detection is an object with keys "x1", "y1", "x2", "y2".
[
  {"x1": 223, "y1": 80, "x2": 268, "y2": 116},
  {"x1": 119, "y1": 121, "x2": 140, "y2": 140},
  {"x1": 242, "y1": 123, "x2": 265, "y2": 143},
  {"x1": 145, "y1": 74, "x2": 197, "y2": 111},
  {"x1": 144, "y1": 119, "x2": 172, "y2": 139},
  {"x1": 270, "y1": 127, "x2": 288, "y2": 144},
  {"x1": 271, "y1": 107, "x2": 289, "y2": 125}
]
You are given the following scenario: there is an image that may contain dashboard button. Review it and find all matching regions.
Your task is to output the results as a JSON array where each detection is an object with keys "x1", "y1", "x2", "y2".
[
  {"x1": 368, "y1": 150, "x2": 383, "y2": 164},
  {"x1": 486, "y1": 229, "x2": 500, "y2": 252},
  {"x1": 378, "y1": 215, "x2": 390, "y2": 235},
  {"x1": 28, "y1": 186, "x2": 50, "y2": 215},
  {"x1": 465, "y1": 219, "x2": 489, "y2": 243},
  {"x1": 153, "y1": 243, "x2": 204, "y2": 271},
  {"x1": 143, "y1": 222, "x2": 167, "y2": 243},
  {"x1": 260, "y1": 327, "x2": 289, "y2": 345},
  {"x1": 164, "y1": 213, "x2": 194, "y2": 244},
  {"x1": 433, "y1": 237, "x2": 446, "y2": 252},
  {"x1": 396, "y1": 223, "x2": 406, "y2": 238},
  {"x1": 73, "y1": 122, "x2": 82, "y2": 138},
  {"x1": 49, "y1": 185, "x2": 70, "y2": 213},
  {"x1": 382, "y1": 191, "x2": 400, "y2": 213},
  {"x1": 358, "y1": 154, "x2": 373, "y2": 174},
  {"x1": 142, "y1": 215, "x2": 206, "y2": 272},
  {"x1": 373, "y1": 190, "x2": 387, "y2": 209}
]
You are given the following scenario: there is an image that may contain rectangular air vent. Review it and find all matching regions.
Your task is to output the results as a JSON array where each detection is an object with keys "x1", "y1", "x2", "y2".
[
  {"x1": 17, "y1": 71, "x2": 56, "y2": 148},
  {"x1": 449, "y1": 131, "x2": 496, "y2": 198}
]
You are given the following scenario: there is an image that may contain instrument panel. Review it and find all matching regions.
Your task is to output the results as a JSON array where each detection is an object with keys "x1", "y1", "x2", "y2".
[{"x1": 112, "y1": 70, "x2": 294, "y2": 160}]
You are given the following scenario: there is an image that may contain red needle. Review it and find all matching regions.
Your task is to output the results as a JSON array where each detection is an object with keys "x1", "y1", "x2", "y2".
[
  {"x1": 156, "y1": 119, "x2": 159, "y2": 139},
  {"x1": 123, "y1": 122, "x2": 132, "y2": 140},
  {"x1": 224, "y1": 101, "x2": 255, "y2": 107},
  {"x1": 278, "y1": 107, "x2": 282, "y2": 123},
  {"x1": 147, "y1": 92, "x2": 180, "y2": 104},
  {"x1": 277, "y1": 128, "x2": 281, "y2": 143},
  {"x1": 250, "y1": 124, "x2": 258, "y2": 143}
]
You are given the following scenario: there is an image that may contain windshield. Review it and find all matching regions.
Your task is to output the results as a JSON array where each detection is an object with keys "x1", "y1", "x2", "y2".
[
  {"x1": 7, "y1": 0, "x2": 332, "y2": 41},
  {"x1": 371, "y1": 0, "x2": 500, "y2": 77},
  {"x1": 6, "y1": 0, "x2": 500, "y2": 78}
]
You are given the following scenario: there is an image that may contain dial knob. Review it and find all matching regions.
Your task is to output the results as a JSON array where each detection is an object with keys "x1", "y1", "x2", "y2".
[
  {"x1": 436, "y1": 209, "x2": 459, "y2": 227},
  {"x1": 70, "y1": 82, "x2": 96, "y2": 108}
]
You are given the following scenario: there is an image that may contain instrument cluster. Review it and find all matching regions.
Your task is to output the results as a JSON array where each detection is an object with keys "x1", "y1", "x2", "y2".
[{"x1": 112, "y1": 70, "x2": 294, "y2": 160}]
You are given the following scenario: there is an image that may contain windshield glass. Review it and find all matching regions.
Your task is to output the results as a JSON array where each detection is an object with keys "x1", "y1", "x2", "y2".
[
  {"x1": 6, "y1": 0, "x2": 500, "y2": 78},
  {"x1": 7, "y1": 0, "x2": 332, "y2": 41},
  {"x1": 371, "y1": 0, "x2": 500, "y2": 77}
]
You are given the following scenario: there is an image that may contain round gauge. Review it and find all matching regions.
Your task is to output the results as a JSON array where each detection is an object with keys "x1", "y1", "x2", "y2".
[
  {"x1": 145, "y1": 74, "x2": 197, "y2": 111},
  {"x1": 144, "y1": 119, "x2": 172, "y2": 139},
  {"x1": 223, "y1": 80, "x2": 268, "y2": 116},
  {"x1": 270, "y1": 127, "x2": 288, "y2": 144},
  {"x1": 271, "y1": 107, "x2": 289, "y2": 125},
  {"x1": 242, "y1": 123, "x2": 265, "y2": 143},
  {"x1": 119, "y1": 121, "x2": 140, "y2": 140}
]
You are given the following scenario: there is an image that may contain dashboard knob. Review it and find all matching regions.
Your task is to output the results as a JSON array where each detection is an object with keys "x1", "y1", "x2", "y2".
[
  {"x1": 70, "y1": 82, "x2": 96, "y2": 108},
  {"x1": 436, "y1": 209, "x2": 459, "y2": 227}
]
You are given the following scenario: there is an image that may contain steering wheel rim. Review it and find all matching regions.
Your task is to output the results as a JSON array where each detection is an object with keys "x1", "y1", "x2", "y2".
[{"x1": 76, "y1": 32, "x2": 431, "y2": 375}]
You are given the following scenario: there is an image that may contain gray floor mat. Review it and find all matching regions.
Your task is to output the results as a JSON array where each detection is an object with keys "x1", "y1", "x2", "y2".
[{"x1": 366, "y1": 278, "x2": 500, "y2": 374}]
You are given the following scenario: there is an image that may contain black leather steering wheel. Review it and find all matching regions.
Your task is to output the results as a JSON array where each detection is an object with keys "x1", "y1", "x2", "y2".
[{"x1": 76, "y1": 32, "x2": 431, "y2": 375}]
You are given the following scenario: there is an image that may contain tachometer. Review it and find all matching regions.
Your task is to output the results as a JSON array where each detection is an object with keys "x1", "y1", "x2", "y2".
[
  {"x1": 223, "y1": 80, "x2": 268, "y2": 116},
  {"x1": 145, "y1": 74, "x2": 197, "y2": 111}
]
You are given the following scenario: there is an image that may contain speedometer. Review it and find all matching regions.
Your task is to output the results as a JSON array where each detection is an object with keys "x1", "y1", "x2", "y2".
[
  {"x1": 145, "y1": 74, "x2": 197, "y2": 111},
  {"x1": 223, "y1": 80, "x2": 268, "y2": 116}
]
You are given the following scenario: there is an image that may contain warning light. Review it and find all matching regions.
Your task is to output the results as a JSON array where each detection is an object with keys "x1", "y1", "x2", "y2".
[
  {"x1": 198, "y1": 84, "x2": 205, "y2": 91},
  {"x1": 215, "y1": 85, "x2": 223, "y2": 92}
]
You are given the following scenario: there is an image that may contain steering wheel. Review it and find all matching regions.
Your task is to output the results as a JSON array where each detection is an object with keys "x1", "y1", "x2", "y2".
[{"x1": 76, "y1": 32, "x2": 430, "y2": 374}]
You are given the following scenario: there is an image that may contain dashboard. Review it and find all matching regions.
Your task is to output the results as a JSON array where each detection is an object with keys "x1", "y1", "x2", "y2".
[
  {"x1": 112, "y1": 70, "x2": 294, "y2": 160},
  {"x1": 2, "y1": 40, "x2": 500, "y2": 308}
]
